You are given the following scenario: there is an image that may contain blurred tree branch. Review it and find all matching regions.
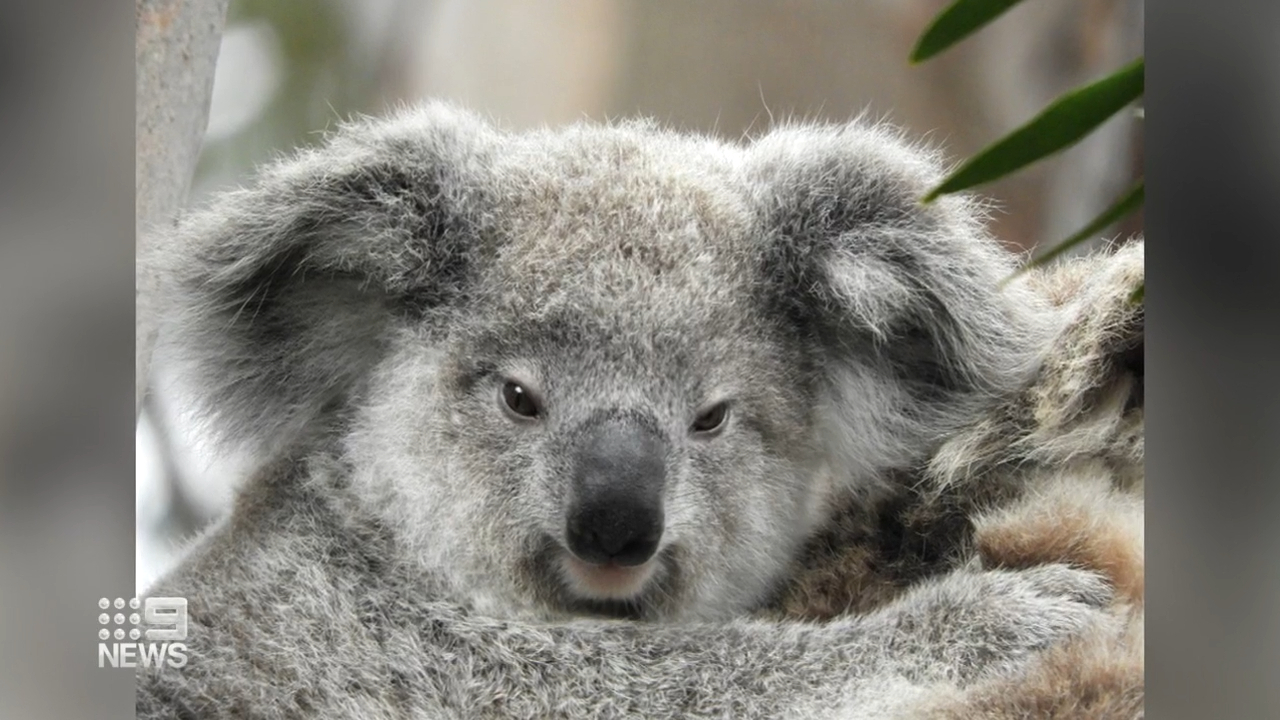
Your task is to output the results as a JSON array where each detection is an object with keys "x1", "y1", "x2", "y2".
[{"x1": 136, "y1": 0, "x2": 230, "y2": 418}]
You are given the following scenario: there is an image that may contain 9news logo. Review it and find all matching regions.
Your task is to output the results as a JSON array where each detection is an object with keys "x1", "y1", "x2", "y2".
[{"x1": 96, "y1": 597, "x2": 189, "y2": 669}]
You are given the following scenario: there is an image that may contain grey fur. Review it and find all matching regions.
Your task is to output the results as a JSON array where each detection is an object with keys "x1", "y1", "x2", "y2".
[{"x1": 140, "y1": 102, "x2": 1104, "y2": 718}]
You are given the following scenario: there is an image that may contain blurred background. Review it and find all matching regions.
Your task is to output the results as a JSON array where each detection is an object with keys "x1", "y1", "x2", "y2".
[{"x1": 137, "y1": 0, "x2": 1145, "y2": 591}]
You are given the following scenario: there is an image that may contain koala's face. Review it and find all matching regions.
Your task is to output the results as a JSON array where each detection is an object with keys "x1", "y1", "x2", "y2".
[
  {"x1": 410, "y1": 301, "x2": 825, "y2": 620},
  {"x1": 160, "y1": 103, "x2": 1051, "y2": 621},
  {"x1": 351, "y1": 135, "x2": 833, "y2": 619}
]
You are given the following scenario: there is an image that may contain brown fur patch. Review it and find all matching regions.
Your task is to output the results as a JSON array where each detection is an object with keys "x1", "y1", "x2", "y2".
[
  {"x1": 772, "y1": 542, "x2": 896, "y2": 619},
  {"x1": 767, "y1": 480, "x2": 986, "y2": 620},
  {"x1": 975, "y1": 472, "x2": 1144, "y2": 606}
]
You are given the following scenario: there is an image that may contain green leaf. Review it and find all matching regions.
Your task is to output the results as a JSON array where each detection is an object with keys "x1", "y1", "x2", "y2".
[
  {"x1": 923, "y1": 58, "x2": 1145, "y2": 203},
  {"x1": 911, "y1": 0, "x2": 1028, "y2": 63},
  {"x1": 1130, "y1": 283, "x2": 1144, "y2": 304}
]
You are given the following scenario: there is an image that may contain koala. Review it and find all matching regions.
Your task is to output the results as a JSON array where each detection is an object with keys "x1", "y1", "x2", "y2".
[
  {"x1": 138, "y1": 102, "x2": 1114, "y2": 718},
  {"x1": 769, "y1": 241, "x2": 1145, "y2": 718}
]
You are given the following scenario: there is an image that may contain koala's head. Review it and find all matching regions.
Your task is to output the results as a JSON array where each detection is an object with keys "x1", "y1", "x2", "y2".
[{"x1": 151, "y1": 103, "x2": 1051, "y2": 621}]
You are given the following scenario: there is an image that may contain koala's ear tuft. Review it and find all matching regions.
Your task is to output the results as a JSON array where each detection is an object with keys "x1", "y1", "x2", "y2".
[
  {"x1": 146, "y1": 102, "x2": 498, "y2": 457},
  {"x1": 746, "y1": 124, "x2": 1054, "y2": 485}
]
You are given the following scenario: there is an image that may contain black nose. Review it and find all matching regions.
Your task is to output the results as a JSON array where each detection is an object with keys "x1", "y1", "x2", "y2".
[{"x1": 565, "y1": 417, "x2": 667, "y2": 567}]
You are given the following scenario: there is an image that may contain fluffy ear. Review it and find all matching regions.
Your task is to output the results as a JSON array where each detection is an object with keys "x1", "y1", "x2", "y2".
[
  {"x1": 147, "y1": 103, "x2": 497, "y2": 457},
  {"x1": 746, "y1": 123, "x2": 1054, "y2": 489}
]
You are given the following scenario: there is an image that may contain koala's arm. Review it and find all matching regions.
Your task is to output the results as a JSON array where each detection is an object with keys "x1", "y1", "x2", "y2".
[
  {"x1": 137, "y1": 482, "x2": 1111, "y2": 720},
  {"x1": 138, "y1": 576, "x2": 1111, "y2": 719}
]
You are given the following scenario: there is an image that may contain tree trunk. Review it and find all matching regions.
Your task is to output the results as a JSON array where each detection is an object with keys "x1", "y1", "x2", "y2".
[{"x1": 136, "y1": 0, "x2": 230, "y2": 417}]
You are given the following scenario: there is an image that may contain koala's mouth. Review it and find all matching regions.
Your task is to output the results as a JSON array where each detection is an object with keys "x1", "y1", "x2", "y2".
[
  {"x1": 525, "y1": 537, "x2": 684, "y2": 619},
  {"x1": 559, "y1": 554, "x2": 660, "y2": 601}
]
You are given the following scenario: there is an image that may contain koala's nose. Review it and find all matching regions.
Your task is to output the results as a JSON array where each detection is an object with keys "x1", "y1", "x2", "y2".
[{"x1": 565, "y1": 418, "x2": 667, "y2": 567}]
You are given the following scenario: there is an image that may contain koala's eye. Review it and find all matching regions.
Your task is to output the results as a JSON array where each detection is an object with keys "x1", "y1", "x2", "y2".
[
  {"x1": 691, "y1": 402, "x2": 730, "y2": 436},
  {"x1": 500, "y1": 381, "x2": 540, "y2": 420}
]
